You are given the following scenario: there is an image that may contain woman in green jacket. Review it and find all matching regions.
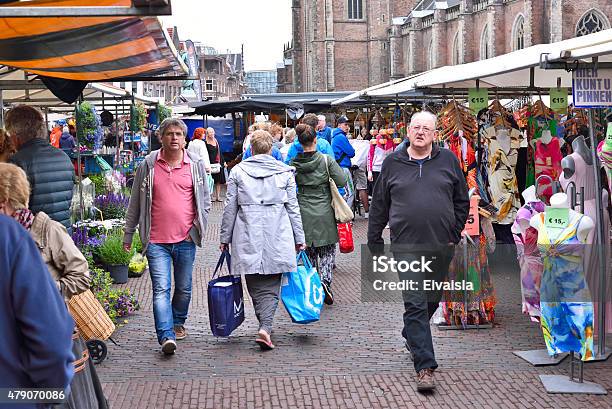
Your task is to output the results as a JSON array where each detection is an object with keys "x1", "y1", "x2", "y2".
[{"x1": 291, "y1": 124, "x2": 347, "y2": 305}]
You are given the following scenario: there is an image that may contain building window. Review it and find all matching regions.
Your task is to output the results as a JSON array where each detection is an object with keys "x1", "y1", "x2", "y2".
[
  {"x1": 512, "y1": 15, "x2": 525, "y2": 51},
  {"x1": 480, "y1": 25, "x2": 490, "y2": 60},
  {"x1": 348, "y1": 0, "x2": 363, "y2": 20},
  {"x1": 452, "y1": 32, "x2": 460, "y2": 65},
  {"x1": 205, "y1": 79, "x2": 214, "y2": 91},
  {"x1": 427, "y1": 40, "x2": 435, "y2": 70},
  {"x1": 576, "y1": 9, "x2": 610, "y2": 36}
]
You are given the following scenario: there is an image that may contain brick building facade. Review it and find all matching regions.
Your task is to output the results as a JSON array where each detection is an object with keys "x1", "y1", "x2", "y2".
[{"x1": 281, "y1": 0, "x2": 612, "y2": 92}]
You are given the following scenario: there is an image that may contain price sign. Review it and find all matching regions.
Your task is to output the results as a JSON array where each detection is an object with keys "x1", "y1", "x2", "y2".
[
  {"x1": 462, "y1": 196, "x2": 480, "y2": 237},
  {"x1": 607, "y1": 122, "x2": 612, "y2": 143},
  {"x1": 550, "y1": 87, "x2": 568, "y2": 113},
  {"x1": 545, "y1": 207, "x2": 569, "y2": 230},
  {"x1": 468, "y1": 88, "x2": 488, "y2": 113}
]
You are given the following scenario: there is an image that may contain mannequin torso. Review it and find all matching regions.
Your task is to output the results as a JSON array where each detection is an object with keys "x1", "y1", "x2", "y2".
[{"x1": 530, "y1": 193, "x2": 593, "y2": 243}]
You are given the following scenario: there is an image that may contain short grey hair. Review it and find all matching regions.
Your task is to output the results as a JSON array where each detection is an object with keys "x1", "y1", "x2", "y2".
[
  {"x1": 5, "y1": 105, "x2": 47, "y2": 142},
  {"x1": 317, "y1": 115, "x2": 326, "y2": 122},
  {"x1": 158, "y1": 118, "x2": 187, "y2": 138},
  {"x1": 409, "y1": 111, "x2": 437, "y2": 128}
]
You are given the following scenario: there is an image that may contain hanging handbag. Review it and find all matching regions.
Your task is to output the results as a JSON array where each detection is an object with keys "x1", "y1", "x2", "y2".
[
  {"x1": 281, "y1": 251, "x2": 324, "y2": 324},
  {"x1": 323, "y1": 155, "x2": 354, "y2": 223},
  {"x1": 207, "y1": 250, "x2": 245, "y2": 337},
  {"x1": 337, "y1": 222, "x2": 354, "y2": 253},
  {"x1": 210, "y1": 139, "x2": 222, "y2": 174},
  {"x1": 210, "y1": 163, "x2": 221, "y2": 174}
]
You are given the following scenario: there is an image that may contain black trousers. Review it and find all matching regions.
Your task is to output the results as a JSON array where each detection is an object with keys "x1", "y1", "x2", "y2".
[{"x1": 396, "y1": 247, "x2": 453, "y2": 373}]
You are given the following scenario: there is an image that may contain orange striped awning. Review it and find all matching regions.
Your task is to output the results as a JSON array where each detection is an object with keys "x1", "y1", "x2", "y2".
[{"x1": 0, "y1": 0, "x2": 187, "y2": 81}]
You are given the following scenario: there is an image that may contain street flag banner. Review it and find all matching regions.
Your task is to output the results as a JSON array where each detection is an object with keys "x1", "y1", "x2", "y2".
[{"x1": 572, "y1": 68, "x2": 612, "y2": 107}]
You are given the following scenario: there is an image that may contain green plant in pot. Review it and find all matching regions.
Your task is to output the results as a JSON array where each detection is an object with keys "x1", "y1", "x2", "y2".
[{"x1": 95, "y1": 234, "x2": 134, "y2": 284}]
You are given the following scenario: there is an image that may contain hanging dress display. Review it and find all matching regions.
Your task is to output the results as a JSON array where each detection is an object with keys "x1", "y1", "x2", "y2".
[
  {"x1": 485, "y1": 127, "x2": 522, "y2": 225},
  {"x1": 535, "y1": 211, "x2": 594, "y2": 361},
  {"x1": 534, "y1": 138, "x2": 563, "y2": 202},
  {"x1": 559, "y1": 152, "x2": 612, "y2": 334},
  {"x1": 442, "y1": 133, "x2": 496, "y2": 326},
  {"x1": 511, "y1": 201, "x2": 545, "y2": 322}
]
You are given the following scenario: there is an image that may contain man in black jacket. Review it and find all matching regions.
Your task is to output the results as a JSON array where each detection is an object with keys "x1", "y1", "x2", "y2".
[
  {"x1": 368, "y1": 111, "x2": 469, "y2": 392},
  {"x1": 7, "y1": 105, "x2": 74, "y2": 229}
]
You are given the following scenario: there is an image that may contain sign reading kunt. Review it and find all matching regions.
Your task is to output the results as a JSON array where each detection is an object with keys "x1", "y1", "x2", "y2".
[{"x1": 573, "y1": 68, "x2": 612, "y2": 107}]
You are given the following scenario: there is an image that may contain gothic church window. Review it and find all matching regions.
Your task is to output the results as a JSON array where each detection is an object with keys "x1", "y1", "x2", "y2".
[
  {"x1": 427, "y1": 40, "x2": 435, "y2": 70},
  {"x1": 512, "y1": 15, "x2": 525, "y2": 51},
  {"x1": 452, "y1": 32, "x2": 460, "y2": 65},
  {"x1": 480, "y1": 25, "x2": 490, "y2": 60},
  {"x1": 576, "y1": 9, "x2": 610, "y2": 36},
  {"x1": 348, "y1": 0, "x2": 363, "y2": 20}
]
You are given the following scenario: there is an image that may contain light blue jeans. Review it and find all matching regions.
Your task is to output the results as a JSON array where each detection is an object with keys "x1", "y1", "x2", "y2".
[{"x1": 146, "y1": 240, "x2": 196, "y2": 344}]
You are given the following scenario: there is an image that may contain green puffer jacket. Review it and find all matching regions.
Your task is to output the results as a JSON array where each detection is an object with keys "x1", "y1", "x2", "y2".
[{"x1": 291, "y1": 151, "x2": 348, "y2": 247}]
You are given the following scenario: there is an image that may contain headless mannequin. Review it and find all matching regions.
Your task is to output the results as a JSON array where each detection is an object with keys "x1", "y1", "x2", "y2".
[
  {"x1": 540, "y1": 130, "x2": 553, "y2": 145},
  {"x1": 514, "y1": 186, "x2": 540, "y2": 236},
  {"x1": 530, "y1": 192, "x2": 593, "y2": 243},
  {"x1": 562, "y1": 136, "x2": 593, "y2": 178},
  {"x1": 497, "y1": 128, "x2": 511, "y2": 154}
]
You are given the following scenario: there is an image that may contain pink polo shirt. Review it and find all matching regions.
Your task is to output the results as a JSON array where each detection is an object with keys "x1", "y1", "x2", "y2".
[{"x1": 149, "y1": 149, "x2": 197, "y2": 244}]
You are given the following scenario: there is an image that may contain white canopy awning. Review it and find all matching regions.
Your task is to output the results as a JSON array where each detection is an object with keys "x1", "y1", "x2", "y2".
[
  {"x1": 331, "y1": 73, "x2": 427, "y2": 105},
  {"x1": 362, "y1": 29, "x2": 612, "y2": 98}
]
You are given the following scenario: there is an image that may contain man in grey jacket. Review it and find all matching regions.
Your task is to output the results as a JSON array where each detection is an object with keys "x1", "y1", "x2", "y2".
[{"x1": 123, "y1": 118, "x2": 211, "y2": 355}]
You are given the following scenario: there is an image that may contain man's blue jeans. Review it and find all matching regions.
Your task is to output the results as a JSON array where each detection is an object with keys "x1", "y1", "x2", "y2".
[{"x1": 146, "y1": 240, "x2": 196, "y2": 344}]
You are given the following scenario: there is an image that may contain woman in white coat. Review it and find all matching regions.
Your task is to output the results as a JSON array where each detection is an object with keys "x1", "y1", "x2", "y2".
[{"x1": 220, "y1": 130, "x2": 305, "y2": 350}]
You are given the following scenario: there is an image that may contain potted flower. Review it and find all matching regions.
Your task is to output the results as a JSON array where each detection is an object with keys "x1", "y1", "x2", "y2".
[
  {"x1": 95, "y1": 234, "x2": 134, "y2": 284},
  {"x1": 94, "y1": 192, "x2": 129, "y2": 220}
]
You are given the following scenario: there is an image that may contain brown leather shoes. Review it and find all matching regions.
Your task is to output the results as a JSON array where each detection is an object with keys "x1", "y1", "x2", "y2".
[
  {"x1": 416, "y1": 368, "x2": 436, "y2": 392},
  {"x1": 174, "y1": 326, "x2": 187, "y2": 340}
]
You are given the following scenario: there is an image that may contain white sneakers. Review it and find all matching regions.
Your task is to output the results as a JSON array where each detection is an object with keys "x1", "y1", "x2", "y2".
[{"x1": 161, "y1": 338, "x2": 177, "y2": 355}]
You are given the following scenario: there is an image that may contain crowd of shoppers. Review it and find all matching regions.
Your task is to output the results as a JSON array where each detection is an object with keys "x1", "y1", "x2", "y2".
[{"x1": 0, "y1": 101, "x2": 469, "y2": 395}]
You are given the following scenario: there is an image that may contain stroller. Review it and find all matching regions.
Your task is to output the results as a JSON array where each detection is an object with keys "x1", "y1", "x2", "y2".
[{"x1": 68, "y1": 289, "x2": 116, "y2": 364}]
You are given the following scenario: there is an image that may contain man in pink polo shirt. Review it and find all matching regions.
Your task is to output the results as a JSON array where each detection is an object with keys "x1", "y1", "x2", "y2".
[{"x1": 123, "y1": 118, "x2": 211, "y2": 355}]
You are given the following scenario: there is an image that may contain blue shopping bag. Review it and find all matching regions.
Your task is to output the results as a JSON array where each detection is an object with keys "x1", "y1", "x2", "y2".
[
  {"x1": 207, "y1": 250, "x2": 245, "y2": 337},
  {"x1": 281, "y1": 251, "x2": 324, "y2": 324}
]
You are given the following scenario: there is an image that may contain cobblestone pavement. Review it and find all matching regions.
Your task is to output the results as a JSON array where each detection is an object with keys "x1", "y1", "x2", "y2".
[{"x1": 98, "y1": 201, "x2": 612, "y2": 408}]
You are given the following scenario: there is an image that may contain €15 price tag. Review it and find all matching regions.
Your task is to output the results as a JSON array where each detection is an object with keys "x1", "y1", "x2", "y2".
[
  {"x1": 468, "y1": 88, "x2": 488, "y2": 114},
  {"x1": 545, "y1": 207, "x2": 569, "y2": 230},
  {"x1": 550, "y1": 88, "x2": 568, "y2": 113}
]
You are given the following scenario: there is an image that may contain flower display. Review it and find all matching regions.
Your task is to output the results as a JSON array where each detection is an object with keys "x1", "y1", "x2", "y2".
[{"x1": 94, "y1": 192, "x2": 129, "y2": 220}]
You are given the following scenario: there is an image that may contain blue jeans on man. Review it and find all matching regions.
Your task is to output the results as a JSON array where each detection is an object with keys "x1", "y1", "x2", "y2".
[{"x1": 146, "y1": 240, "x2": 196, "y2": 344}]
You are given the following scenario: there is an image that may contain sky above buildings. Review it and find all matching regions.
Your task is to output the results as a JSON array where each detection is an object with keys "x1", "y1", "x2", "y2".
[{"x1": 161, "y1": 0, "x2": 292, "y2": 72}]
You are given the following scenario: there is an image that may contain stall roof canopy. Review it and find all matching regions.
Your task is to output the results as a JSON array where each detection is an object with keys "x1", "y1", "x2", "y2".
[
  {"x1": 361, "y1": 29, "x2": 612, "y2": 98},
  {"x1": 190, "y1": 99, "x2": 306, "y2": 117},
  {"x1": 0, "y1": 67, "x2": 158, "y2": 113},
  {"x1": 0, "y1": 0, "x2": 187, "y2": 81}
]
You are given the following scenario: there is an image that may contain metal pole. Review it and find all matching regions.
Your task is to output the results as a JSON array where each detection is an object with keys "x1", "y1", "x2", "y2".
[
  {"x1": 115, "y1": 103, "x2": 120, "y2": 169},
  {"x1": 44, "y1": 108, "x2": 49, "y2": 141},
  {"x1": 0, "y1": 90, "x2": 3, "y2": 127},
  {"x1": 587, "y1": 108, "x2": 608, "y2": 358},
  {"x1": 75, "y1": 98, "x2": 84, "y2": 221}
]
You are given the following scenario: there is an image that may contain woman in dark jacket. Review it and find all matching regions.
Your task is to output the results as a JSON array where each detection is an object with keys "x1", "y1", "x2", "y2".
[{"x1": 291, "y1": 124, "x2": 347, "y2": 305}]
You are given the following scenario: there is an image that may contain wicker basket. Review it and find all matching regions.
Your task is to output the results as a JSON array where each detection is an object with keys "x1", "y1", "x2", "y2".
[{"x1": 68, "y1": 290, "x2": 115, "y2": 341}]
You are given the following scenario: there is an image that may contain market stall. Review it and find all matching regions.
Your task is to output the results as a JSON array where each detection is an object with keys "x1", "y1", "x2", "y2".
[{"x1": 333, "y1": 29, "x2": 612, "y2": 395}]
